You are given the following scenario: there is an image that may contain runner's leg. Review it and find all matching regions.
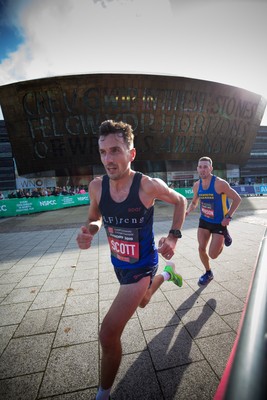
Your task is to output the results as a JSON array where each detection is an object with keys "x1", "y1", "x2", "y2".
[
  {"x1": 198, "y1": 227, "x2": 212, "y2": 271},
  {"x1": 139, "y1": 274, "x2": 164, "y2": 307},
  {"x1": 99, "y1": 276, "x2": 150, "y2": 390},
  {"x1": 208, "y1": 233, "x2": 224, "y2": 259}
]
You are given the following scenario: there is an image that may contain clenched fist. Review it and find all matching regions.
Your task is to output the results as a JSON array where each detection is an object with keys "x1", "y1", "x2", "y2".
[
  {"x1": 158, "y1": 237, "x2": 176, "y2": 260},
  {"x1": 76, "y1": 226, "x2": 94, "y2": 250}
]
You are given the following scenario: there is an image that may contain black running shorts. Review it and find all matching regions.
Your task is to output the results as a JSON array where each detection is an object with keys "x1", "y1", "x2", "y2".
[
  {"x1": 114, "y1": 264, "x2": 158, "y2": 286},
  {"x1": 199, "y1": 218, "x2": 226, "y2": 235}
]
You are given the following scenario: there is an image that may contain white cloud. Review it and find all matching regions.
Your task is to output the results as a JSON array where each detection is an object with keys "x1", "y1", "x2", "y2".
[{"x1": 0, "y1": 0, "x2": 266, "y2": 124}]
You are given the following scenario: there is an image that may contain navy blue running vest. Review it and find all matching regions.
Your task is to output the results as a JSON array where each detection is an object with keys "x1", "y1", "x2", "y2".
[{"x1": 99, "y1": 172, "x2": 158, "y2": 269}]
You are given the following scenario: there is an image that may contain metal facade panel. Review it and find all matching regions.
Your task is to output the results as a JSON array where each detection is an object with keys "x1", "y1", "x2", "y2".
[{"x1": 0, "y1": 73, "x2": 266, "y2": 175}]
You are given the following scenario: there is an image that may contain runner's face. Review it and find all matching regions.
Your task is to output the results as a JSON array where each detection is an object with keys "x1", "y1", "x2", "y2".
[
  {"x1": 197, "y1": 160, "x2": 213, "y2": 179},
  {"x1": 98, "y1": 133, "x2": 135, "y2": 180}
]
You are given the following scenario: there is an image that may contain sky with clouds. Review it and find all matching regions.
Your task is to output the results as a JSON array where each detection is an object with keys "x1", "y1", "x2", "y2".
[{"x1": 0, "y1": 0, "x2": 266, "y2": 124}]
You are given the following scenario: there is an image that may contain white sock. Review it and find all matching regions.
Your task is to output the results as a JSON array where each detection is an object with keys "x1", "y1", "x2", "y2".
[
  {"x1": 161, "y1": 271, "x2": 171, "y2": 281},
  {"x1": 96, "y1": 386, "x2": 111, "y2": 400}
]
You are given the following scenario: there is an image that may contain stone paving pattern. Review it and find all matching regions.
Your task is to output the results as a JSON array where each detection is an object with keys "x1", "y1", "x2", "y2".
[{"x1": 0, "y1": 197, "x2": 266, "y2": 400}]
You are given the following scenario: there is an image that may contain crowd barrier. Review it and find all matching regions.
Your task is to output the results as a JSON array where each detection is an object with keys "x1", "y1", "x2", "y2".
[
  {"x1": 175, "y1": 184, "x2": 267, "y2": 198},
  {"x1": 1, "y1": 184, "x2": 266, "y2": 218},
  {"x1": 0, "y1": 194, "x2": 90, "y2": 218},
  {"x1": 214, "y1": 228, "x2": 267, "y2": 399}
]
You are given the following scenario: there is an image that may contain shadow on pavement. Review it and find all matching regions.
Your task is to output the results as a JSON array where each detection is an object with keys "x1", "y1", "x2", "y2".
[{"x1": 112, "y1": 288, "x2": 217, "y2": 400}]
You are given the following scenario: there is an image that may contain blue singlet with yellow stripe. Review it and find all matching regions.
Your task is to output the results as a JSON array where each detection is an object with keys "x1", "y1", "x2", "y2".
[{"x1": 198, "y1": 175, "x2": 229, "y2": 224}]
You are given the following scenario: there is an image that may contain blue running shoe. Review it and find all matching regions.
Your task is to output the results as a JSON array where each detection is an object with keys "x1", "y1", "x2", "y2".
[
  {"x1": 224, "y1": 229, "x2": 232, "y2": 247},
  {"x1": 198, "y1": 270, "x2": 214, "y2": 285}
]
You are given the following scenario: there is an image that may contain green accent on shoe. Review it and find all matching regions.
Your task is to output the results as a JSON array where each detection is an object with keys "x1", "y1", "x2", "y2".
[{"x1": 164, "y1": 265, "x2": 183, "y2": 287}]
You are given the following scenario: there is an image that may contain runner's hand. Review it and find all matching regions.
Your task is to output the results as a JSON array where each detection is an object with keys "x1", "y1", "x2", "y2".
[
  {"x1": 76, "y1": 226, "x2": 94, "y2": 249},
  {"x1": 158, "y1": 237, "x2": 175, "y2": 260}
]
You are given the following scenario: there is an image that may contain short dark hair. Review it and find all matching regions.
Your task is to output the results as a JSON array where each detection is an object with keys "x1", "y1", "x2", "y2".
[
  {"x1": 198, "y1": 156, "x2": 212, "y2": 165},
  {"x1": 99, "y1": 120, "x2": 134, "y2": 149}
]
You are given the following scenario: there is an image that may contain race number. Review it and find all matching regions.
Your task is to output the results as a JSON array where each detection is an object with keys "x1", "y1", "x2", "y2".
[{"x1": 106, "y1": 226, "x2": 139, "y2": 263}]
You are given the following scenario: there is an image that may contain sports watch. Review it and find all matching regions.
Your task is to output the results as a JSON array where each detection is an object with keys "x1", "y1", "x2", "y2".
[{"x1": 169, "y1": 229, "x2": 182, "y2": 238}]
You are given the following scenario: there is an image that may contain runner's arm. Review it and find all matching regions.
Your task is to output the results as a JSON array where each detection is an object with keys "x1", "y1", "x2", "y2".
[
  {"x1": 76, "y1": 179, "x2": 102, "y2": 250},
  {"x1": 141, "y1": 177, "x2": 187, "y2": 258},
  {"x1": 186, "y1": 181, "x2": 200, "y2": 216},
  {"x1": 85, "y1": 178, "x2": 103, "y2": 234},
  {"x1": 217, "y1": 180, "x2": 242, "y2": 219}
]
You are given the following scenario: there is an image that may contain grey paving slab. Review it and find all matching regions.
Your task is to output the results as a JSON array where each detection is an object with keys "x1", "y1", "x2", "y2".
[
  {"x1": 15, "y1": 274, "x2": 48, "y2": 288},
  {"x1": 0, "y1": 272, "x2": 27, "y2": 284},
  {"x1": 99, "y1": 282, "x2": 120, "y2": 301},
  {"x1": 201, "y1": 290, "x2": 245, "y2": 316},
  {"x1": 0, "y1": 282, "x2": 17, "y2": 297},
  {"x1": 163, "y1": 286, "x2": 206, "y2": 310},
  {"x1": 69, "y1": 279, "x2": 98, "y2": 295},
  {"x1": 137, "y1": 300, "x2": 180, "y2": 330},
  {"x1": 121, "y1": 318, "x2": 147, "y2": 354},
  {"x1": 73, "y1": 268, "x2": 98, "y2": 281},
  {"x1": 0, "y1": 325, "x2": 17, "y2": 354},
  {"x1": 99, "y1": 269, "x2": 117, "y2": 284},
  {"x1": 1, "y1": 286, "x2": 40, "y2": 304},
  {"x1": 0, "y1": 199, "x2": 266, "y2": 400},
  {"x1": 176, "y1": 303, "x2": 231, "y2": 338},
  {"x1": 39, "y1": 343, "x2": 98, "y2": 398},
  {"x1": 195, "y1": 331, "x2": 236, "y2": 378},
  {"x1": 8, "y1": 263, "x2": 34, "y2": 273},
  {"x1": 0, "y1": 373, "x2": 43, "y2": 400},
  {"x1": 75, "y1": 260, "x2": 97, "y2": 269},
  {"x1": 0, "y1": 333, "x2": 54, "y2": 378},
  {"x1": 0, "y1": 302, "x2": 31, "y2": 326},
  {"x1": 34, "y1": 258, "x2": 59, "y2": 266},
  {"x1": 99, "y1": 299, "x2": 116, "y2": 323},
  {"x1": 27, "y1": 265, "x2": 54, "y2": 276},
  {"x1": 30, "y1": 290, "x2": 67, "y2": 310},
  {"x1": 40, "y1": 389, "x2": 97, "y2": 400},
  {"x1": 222, "y1": 312, "x2": 242, "y2": 333},
  {"x1": 157, "y1": 360, "x2": 219, "y2": 400},
  {"x1": 14, "y1": 307, "x2": 62, "y2": 337},
  {"x1": 144, "y1": 323, "x2": 204, "y2": 371},
  {"x1": 62, "y1": 293, "x2": 98, "y2": 316},
  {"x1": 219, "y1": 277, "x2": 252, "y2": 301},
  {"x1": 112, "y1": 351, "x2": 162, "y2": 400},
  {"x1": 54, "y1": 259, "x2": 77, "y2": 269},
  {"x1": 53, "y1": 313, "x2": 98, "y2": 347},
  {"x1": 0, "y1": 262, "x2": 14, "y2": 271},
  {"x1": 41, "y1": 276, "x2": 72, "y2": 291},
  {"x1": 49, "y1": 267, "x2": 75, "y2": 279}
]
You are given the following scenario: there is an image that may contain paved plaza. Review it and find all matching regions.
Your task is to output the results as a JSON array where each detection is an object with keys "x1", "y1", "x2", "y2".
[{"x1": 0, "y1": 197, "x2": 266, "y2": 400}]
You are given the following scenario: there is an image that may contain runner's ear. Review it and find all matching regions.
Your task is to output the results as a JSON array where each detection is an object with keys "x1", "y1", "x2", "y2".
[{"x1": 129, "y1": 148, "x2": 136, "y2": 162}]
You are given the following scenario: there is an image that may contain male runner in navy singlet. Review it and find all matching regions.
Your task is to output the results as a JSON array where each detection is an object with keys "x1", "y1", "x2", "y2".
[
  {"x1": 186, "y1": 156, "x2": 241, "y2": 285},
  {"x1": 76, "y1": 120, "x2": 187, "y2": 400}
]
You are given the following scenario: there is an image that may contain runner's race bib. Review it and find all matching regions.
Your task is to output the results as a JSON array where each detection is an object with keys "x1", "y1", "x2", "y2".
[
  {"x1": 200, "y1": 201, "x2": 214, "y2": 219},
  {"x1": 106, "y1": 226, "x2": 139, "y2": 263}
]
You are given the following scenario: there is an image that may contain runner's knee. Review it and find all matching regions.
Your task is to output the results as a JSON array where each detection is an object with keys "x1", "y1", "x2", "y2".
[
  {"x1": 209, "y1": 248, "x2": 222, "y2": 259},
  {"x1": 209, "y1": 251, "x2": 218, "y2": 259},
  {"x1": 198, "y1": 245, "x2": 207, "y2": 255},
  {"x1": 99, "y1": 323, "x2": 120, "y2": 350},
  {"x1": 139, "y1": 295, "x2": 150, "y2": 308}
]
